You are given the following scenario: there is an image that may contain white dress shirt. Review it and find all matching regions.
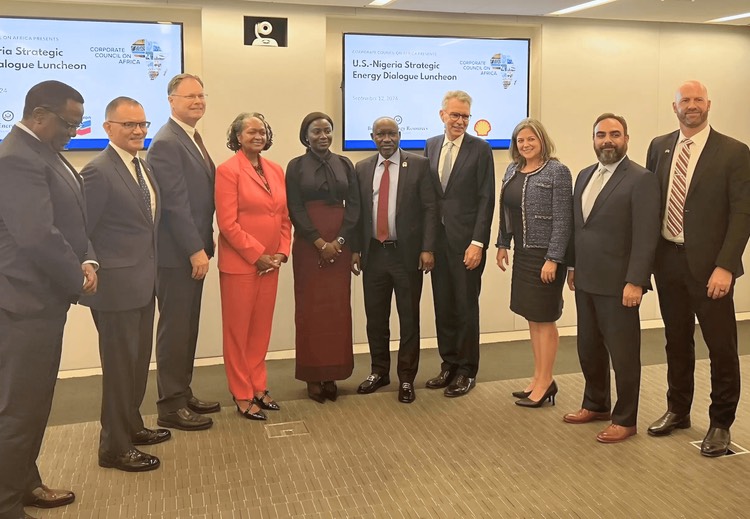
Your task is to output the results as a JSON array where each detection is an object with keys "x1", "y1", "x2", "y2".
[{"x1": 108, "y1": 142, "x2": 157, "y2": 222}]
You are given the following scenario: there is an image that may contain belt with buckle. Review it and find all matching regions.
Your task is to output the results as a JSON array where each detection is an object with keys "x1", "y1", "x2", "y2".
[
  {"x1": 372, "y1": 238, "x2": 398, "y2": 249},
  {"x1": 664, "y1": 239, "x2": 685, "y2": 251}
]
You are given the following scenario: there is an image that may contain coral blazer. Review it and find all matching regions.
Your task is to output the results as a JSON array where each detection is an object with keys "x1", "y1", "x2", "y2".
[{"x1": 215, "y1": 151, "x2": 292, "y2": 274}]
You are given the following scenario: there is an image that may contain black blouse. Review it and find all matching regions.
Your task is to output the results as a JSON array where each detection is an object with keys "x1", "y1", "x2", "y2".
[{"x1": 285, "y1": 149, "x2": 360, "y2": 243}]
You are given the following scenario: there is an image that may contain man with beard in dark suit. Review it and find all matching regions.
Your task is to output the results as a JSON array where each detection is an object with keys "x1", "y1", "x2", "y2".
[
  {"x1": 148, "y1": 74, "x2": 218, "y2": 431},
  {"x1": 0, "y1": 80, "x2": 97, "y2": 519},
  {"x1": 351, "y1": 117, "x2": 437, "y2": 403},
  {"x1": 646, "y1": 81, "x2": 750, "y2": 457}
]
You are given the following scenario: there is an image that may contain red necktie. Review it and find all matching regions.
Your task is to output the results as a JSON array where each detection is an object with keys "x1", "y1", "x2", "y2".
[
  {"x1": 376, "y1": 160, "x2": 390, "y2": 242},
  {"x1": 666, "y1": 138, "x2": 693, "y2": 237}
]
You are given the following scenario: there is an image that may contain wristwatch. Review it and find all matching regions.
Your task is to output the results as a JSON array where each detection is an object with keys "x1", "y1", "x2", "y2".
[{"x1": 336, "y1": 236, "x2": 345, "y2": 245}]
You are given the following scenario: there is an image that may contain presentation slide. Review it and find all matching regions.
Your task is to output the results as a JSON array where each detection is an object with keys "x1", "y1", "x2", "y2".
[
  {"x1": 343, "y1": 34, "x2": 530, "y2": 151},
  {"x1": 0, "y1": 16, "x2": 183, "y2": 150}
]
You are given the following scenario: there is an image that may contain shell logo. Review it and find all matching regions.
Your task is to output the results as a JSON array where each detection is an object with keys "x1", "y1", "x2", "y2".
[{"x1": 474, "y1": 119, "x2": 491, "y2": 137}]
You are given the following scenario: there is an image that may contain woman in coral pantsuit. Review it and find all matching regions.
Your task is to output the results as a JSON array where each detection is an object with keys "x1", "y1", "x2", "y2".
[{"x1": 215, "y1": 112, "x2": 291, "y2": 421}]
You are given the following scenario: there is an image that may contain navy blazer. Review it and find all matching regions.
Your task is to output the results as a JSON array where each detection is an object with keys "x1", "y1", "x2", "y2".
[
  {"x1": 80, "y1": 146, "x2": 160, "y2": 312},
  {"x1": 0, "y1": 126, "x2": 93, "y2": 314},
  {"x1": 424, "y1": 133, "x2": 495, "y2": 254},
  {"x1": 646, "y1": 128, "x2": 750, "y2": 282},
  {"x1": 147, "y1": 118, "x2": 215, "y2": 268}
]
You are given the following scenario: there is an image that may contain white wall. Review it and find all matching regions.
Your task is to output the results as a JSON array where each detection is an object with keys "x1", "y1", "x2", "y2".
[{"x1": 4, "y1": 1, "x2": 750, "y2": 371}]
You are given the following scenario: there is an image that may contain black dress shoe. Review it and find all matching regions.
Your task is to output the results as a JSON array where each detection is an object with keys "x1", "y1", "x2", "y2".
[
  {"x1": 157, "y1": 407, "x2": 213, "y2": 431},
  {"x1": 322, "y1": 381, "x2": 338, "y2": 401},
  {"x1": 647, "y1": 411, "x2": 691, "y2": 436},
  {"x1": 444, "y1": 375, "x2": 476, "y2": 397},
  {"x1": 357, "y1": 373, "x2": 390, "y2": 394},
  {"x1": 98, "y1": 448, "x2": 160, "y2": 472},
  {"x1": 398, "y1": 382, "x2": 415, "y2": 403},
  {"x1": 187, "y1": 396, "x2": 221, "y2": 414},
  {"x1": 701, "y1": 427, "x2": 731, "y2": 457},
  {"x1": 307, "y1": 382, "x2": 326, "y2": 404},
  {"x1": 511, "y1": 389, "x2": 532, "y2": 399},
  {"x1": 233, "y1": 397, "x2": 267, "y2": 421},
  {"x1": 23, "y1": 485, "x2": 75, "y2": 508},
  {"x1": 515, "y1": 381, "x2": 558, "y2": 408},
  {"x1": 254, "y1": 390, "x2": 280, "y2": 411},
  {"x1": 132, "y1": 428, "x2": 172, "y2": 446},
  {"x1": 425, "y1": 369, "x2": 455, "y2": 389}
]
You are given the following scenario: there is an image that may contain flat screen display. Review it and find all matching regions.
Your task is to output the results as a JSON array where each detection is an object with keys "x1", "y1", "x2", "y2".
[
  {"x1": 0, "y1": 16, "x2": 184, "y2": 150},
  {"x1": 342, "y1": 33, "x2": 530, "y2": 151}
]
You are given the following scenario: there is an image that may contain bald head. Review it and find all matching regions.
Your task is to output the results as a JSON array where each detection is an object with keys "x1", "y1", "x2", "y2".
[{"x1": 673, "y1": 80, "x2": 711, "y2": 136}]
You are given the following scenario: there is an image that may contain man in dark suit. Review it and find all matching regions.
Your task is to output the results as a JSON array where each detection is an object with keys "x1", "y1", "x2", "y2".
[
  {"x1": 80, "y1": 97, "x2": 169, "y2": 473},
  {"x1": 563, "y1": 113, "x2": 660, "y2": 443},
  {"x1": 0, "y1": 80, "x2": 97, "y2": 519},
  {"x1": 645, "y1": 81, "x2": 750, "y2": 457},
  {"x1": 147, "y1": 74, "x2": 218, "y2": 431},
  {"x1": 423, "y1": 90, "x2": 495, "y2": 397},
  {"x1": 351, "y1": 117, "x2": 437, "y2": 403}
]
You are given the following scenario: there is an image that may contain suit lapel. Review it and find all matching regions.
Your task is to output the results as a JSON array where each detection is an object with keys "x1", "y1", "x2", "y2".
[
  {"x1": 575, "y1": 165, "x2": 595, "y2": 223},
  {"x1": 395, "y1": 151, "x2": 408, "y2": 216},
  {"x1": 444, "y1": 136, "x2": 470, "y2": 195},
  {"x1": 108, "y1": 147, "x2": 152, "y2": 224},
  {"x1": 44, "y1": 148, "x2": 87, "y2": 220},
  {"x1": 170, "y1": 120, "x2": 213, "y2": 181},
  {"x1": 586, "y1": 158, "x2": 630, "y2": 223},
  {"x1": 687, "y1": 129, "x2": 717, "y2": 199},
  {"x1": 657, "y1": 132, "x2": 680, "y2": 209},
  {"x1": 141, "y1": 158, "x2": 160, "y2": 226},
  {"x1": 427, "y1": 137, "x2": 443, "y2": 192}
]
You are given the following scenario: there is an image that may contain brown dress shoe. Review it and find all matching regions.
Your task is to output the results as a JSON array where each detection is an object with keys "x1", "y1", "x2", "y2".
[
  {"x1": 23, "y1": 485, "x2": 75, "y2": 509},
  {"x1": 563, "y1": 408, "x2": 611, "y2": 424},
  {"x1": 596, "y1": 424, "x2": 637, "y2": 443}
]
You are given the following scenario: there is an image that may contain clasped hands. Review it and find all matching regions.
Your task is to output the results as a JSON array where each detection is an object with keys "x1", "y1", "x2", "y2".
[
  {"x1": 256, "y1": 253, "x2": 287, "y2": 275},
  {"x1": 316, "y1": 238, "x2": 341, "y2": 267}
]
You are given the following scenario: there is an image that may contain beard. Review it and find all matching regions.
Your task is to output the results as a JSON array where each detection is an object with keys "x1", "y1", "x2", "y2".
[
  {"x1": 677, "y1": 109, "x2": 708, "y2": 129},
  {"x1": 595, "y1": 145, "x2": 626, "y2": 165}
]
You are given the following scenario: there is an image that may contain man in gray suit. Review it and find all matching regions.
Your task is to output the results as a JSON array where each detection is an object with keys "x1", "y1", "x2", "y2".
[
  {"x1": 80, "y1": 97, "x2": 168, "y2": 473},
  {"x1": 0, "y1": 80, "x2": 97, "y2": 519},
  {"x1": 147, "y1": 74, "x2": 217, "y2": 431},
  {"x1": 351, "y1": 117, "x2": 437, "y2": 403},
  {"x1": 563, "y1": 113, "x2": 660, "y2": 443}
]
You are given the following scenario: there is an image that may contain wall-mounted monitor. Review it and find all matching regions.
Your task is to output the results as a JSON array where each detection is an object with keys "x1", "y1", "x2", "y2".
[
  {"x1": 342, "y1": 33, "x2": 530, "y2": 151},
  {"x1": 0, "y1": 16, "x2": 184, "y2": 150}
]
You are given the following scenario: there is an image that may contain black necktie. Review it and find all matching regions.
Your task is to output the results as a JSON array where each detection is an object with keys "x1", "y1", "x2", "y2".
[
  {"x1": 132, "y1": 157, "x2": 153, "y2": 223},
  {"x1": 193, "y1": 131, "x2": 213, "y2": 172}
]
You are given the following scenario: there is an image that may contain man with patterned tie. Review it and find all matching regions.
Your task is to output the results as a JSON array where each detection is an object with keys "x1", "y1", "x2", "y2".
[
  {"x1": 351, "y1": 117, "x2": 437, "y2": 403},
  {"x1": 80, "y1": 97, "x2": 168, "y2": 472},
  {"x1": 563, "y1": 113, "x2": 660, "y2": 444},
  {"x1": 0, "y1": 80, "x2": 97, "y2": 519},
  {"x1": 646, "y1": 81, "x2": 750, "y2": 457},
  {"x1": 147, "y1": 74, "x2": 219, "y2": 431}
]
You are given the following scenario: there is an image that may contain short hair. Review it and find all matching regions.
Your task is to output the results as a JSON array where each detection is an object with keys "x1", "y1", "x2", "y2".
[
  {"x1": 299, "y1": 112, "x2": 334, "y2": 147},
  {"x1": 167, "y1": 73, "x2": 204, "y2": 95},
  {"x1": 104, "y1": 96, "x2": 142, "y2": 120},
  {"x1": 593, "y1": 113, "x2": 628, "y2": 136},
  {"x1": 22, "y1": 80, "x2": 84, "y2": 118},
  {"x1": 371, "y1": 116, "x2": 398, "y2": 131},
  {"x1": 442, "y1": 90, "x2": 472, "y2": 110},
  {"x1": 509, "y1": 118, "x2": 556, "y2": 166},
  {"x1": 226, "y1": 112, "x2": 273, "y2": 152}
]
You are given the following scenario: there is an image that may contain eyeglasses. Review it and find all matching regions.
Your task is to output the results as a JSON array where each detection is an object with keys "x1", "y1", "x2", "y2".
[
  {"x1": 447, "y1": 112, "x2": 471, "y2": 122},
  {"x1": 108, "y1": 121, "x2": 151, "y2": 130},
  {"x1": 41, "y1": 107, "x2": 82, "y2": 131},
  {"x1": 170, "y1": 94, "x2": 208, "y2": 101}
]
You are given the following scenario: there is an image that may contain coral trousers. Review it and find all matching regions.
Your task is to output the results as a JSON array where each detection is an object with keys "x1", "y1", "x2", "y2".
[{"x1": 220, "y1": 271, "x2": 279, "y2": 399}]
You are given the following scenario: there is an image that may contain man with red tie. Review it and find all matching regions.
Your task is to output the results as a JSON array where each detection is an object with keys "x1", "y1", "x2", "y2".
[
  {"x1": 351, "y1": 117, "x2": 437, "y2": 403},
  {"x1": 646, "y1": 80, "x2": 750, "y2": 457}
]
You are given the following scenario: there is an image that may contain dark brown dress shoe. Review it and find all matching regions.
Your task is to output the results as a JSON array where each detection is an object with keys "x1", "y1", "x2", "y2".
[
  {"x1": 444, "y1": 375, "x2": 476, "y2": 397},
  {"x1": 132, "y1": 427, "x2": 172, "y2": 446},
  {"x1": 701, "y1": 427, "x2": 731, "y2": 457},
  {"x1": 187, "y1": 396, "x2": 221, "y2": 414},
  {"x1": 357, "y1": 373, "x2": 390, "y2": 394},
  {"x1": 563, "y1": 408, "x2": 611, "y2": 424},
  {"x1": 647, "y1": 411, "x2": 691, "y2": 436},
  {"x1": 425, "y1": 369, "x2": 455, "y2": 389},
  {"x1": 398, "y1": 382, "x2": 415, "y2": 403},
  {"x1": 596, "y1": 424, "x2": 637, "y2": 443},
  {"x1": 98, "y1": 448, "x2": 160, "y2": 472},
  {"x1": 157, "y1": 407, "x2": 213, "y2": 431},
  {"x1": 23, "y1": 485, "x2": 75, "y2": 509}
]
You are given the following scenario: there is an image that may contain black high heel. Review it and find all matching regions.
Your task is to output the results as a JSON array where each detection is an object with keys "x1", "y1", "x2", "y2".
[
  {"x1": 512, "y1": 389, "x2": 532, "y2": 399},
  {"x1": 515, "y1": 381, "x2": 558, "y2": 408},
  {"x1": 232, "y1": 396, "x2": 267, "y2": 420},
  {"x1": 307, "y1": 382, "x2": 326, "y2": 404},
  {"x1": 254, "y1": 390, "x2": 280, "y2": 411},
  {"x1": 322, "y1": 381, "x2": 338, "y2": 402}
]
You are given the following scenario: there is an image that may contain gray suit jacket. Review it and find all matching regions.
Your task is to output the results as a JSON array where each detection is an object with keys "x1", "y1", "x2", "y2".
[
  {"x1": 571, "y1": 156, "x2": 660, "y2": 296},
  {"x1": 424, "y1": 133, "x2": 495, "y2": 253},
  {"x1": 352, "y1": 150, "x2": 437, "y2": 270},
  {"x1": 147, "y1": 118, "x2": 215, "y2": 268},
  {"x1": 646, "y1": 128, "x2": 750, "y2": 282},
  {"x1": 80, "y1": 146, "x2": 160, "y2": 312},
  {"x1": 0, "y1": 126, "x2": 93, "y2": 314}
]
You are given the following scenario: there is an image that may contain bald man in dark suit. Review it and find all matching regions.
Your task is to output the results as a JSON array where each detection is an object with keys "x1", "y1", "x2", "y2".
[{"x1": 0, "y1": 81, "x2": 96, "y2": 519}]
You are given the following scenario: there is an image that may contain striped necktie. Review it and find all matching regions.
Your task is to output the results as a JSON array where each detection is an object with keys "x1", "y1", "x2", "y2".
[{"x1": 666, "y1": 138, "x2": 693, "y2": 237}]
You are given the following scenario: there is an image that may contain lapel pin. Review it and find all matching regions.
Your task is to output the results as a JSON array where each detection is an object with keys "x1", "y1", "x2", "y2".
[
  {"x1": 665, "y1": 149, "x2": 670, "y2": 154},
  {"x1": 402, "y1": 161, "x2": 407, "y2": 168}
]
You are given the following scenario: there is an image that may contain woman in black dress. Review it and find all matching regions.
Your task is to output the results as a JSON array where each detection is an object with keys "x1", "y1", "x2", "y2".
[
  {"x1": 286, "y1": 112, "x2": 360, "y2": 403},
  {"x1": 495, "y1": 118, "x2": 573, "y2": 407}
]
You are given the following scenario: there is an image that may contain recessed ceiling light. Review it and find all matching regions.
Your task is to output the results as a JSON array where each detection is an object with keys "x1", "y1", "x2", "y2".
[
  {"x1": 707, "y1": 12, "x2": 750, "y2": 23},
  {"x1": 548, "y1": 0, "x2": 617, "y2": 16},
  {"x1": 368, "y1": 0, "x2": 395, "y2": 6}
]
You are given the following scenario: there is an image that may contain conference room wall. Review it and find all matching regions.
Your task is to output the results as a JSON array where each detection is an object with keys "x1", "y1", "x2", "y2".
[{"x1": 4, "y1": 1, "x2": 748, "y2": 372}]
